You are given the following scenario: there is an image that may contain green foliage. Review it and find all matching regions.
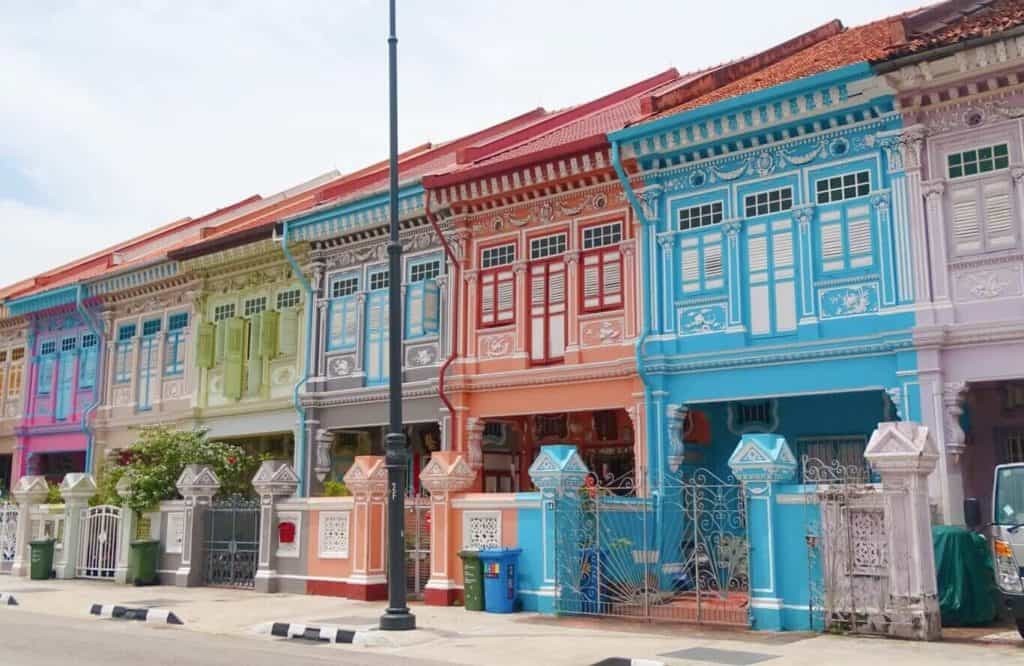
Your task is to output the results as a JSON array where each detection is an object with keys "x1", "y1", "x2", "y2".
[
  {"x1": 322, "y1": 480, "x2": 351, "y2": 497},
  {"x1": 113, "y1": 426, "x2": 261, "y2": 514},
  {"x1": 89, "y1": 465, "x2": 126, "y2": 507},
  {"x1": 45, "y1": 483, "x2": 62, "y2": 505}
]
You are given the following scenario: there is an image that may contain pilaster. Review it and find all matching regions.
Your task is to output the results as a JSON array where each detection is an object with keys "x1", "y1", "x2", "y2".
[
  {"x1": 341, "y1": 456, "x2": 388, "y2": 600},
  {"x1": 10, "y1": 475, "x2": 48, "y2": 577},
  {"x1": 251, "y1": 460, "x2": 300, "y2": 593},
  {"x1": 174, "y1": 464, "x2": 220, "y2": 587},
  {"x1": 419, "y1": 451, "x2": 475, "y2": 605},
  {"x1": 56, "y1": 473, "x2": 98, "y2": 580}
]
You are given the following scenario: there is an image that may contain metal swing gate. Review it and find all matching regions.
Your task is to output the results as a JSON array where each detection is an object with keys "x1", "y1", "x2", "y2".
[
  {"x1": 205, "y1": 496, "x2": 260, "y2": 588},
  {"x1": 77, "y1": 505, "x2": 122, "y2": 579},
  {"x1": 0, "y1": 502, "x2": 17, "y2": 571},
  {"x1": 553, "y1": 468, "x2": 749, "y2": 627},
  {"x1": 405, "y1": 493, "x2": 431, "y2": 600}
]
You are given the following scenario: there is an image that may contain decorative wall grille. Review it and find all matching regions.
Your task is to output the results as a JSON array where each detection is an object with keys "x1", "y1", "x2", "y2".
[
  {"x1": 463, "y1": 511, "x2": 501, "y2": 550},
  {"x1": 318, "y1": 511, "x2": 350, "y2": 559}
]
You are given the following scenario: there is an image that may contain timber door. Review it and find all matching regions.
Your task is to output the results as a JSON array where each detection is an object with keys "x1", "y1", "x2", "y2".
[
  {"x1": 205, "y1": 496, "x2": 260, "y2": 588},
  {"x1": 55, "y1": 337, "x2": 76, "y2": 421},
  {"x1": 746, "y1": 220, "x2": 797, "y2": 336},
  {"x1": 137, "y1": 319, "x2": 161, "y2": 410},
  {"x1": 529, "y1": 260, "x2": 567, "y2": 364}
]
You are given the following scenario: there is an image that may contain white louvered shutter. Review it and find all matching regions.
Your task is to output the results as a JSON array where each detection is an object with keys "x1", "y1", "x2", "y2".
[
  {"x1": 983, "y1": 179, "x2": 1015, "y2": 250},
  {"x1": 950, "y1": 184, "x2": 982, "y2": 255}
]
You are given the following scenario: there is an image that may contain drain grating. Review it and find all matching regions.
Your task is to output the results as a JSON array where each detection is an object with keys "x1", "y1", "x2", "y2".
[{"x1": 659, "y1": 647, "x2": 779, "y2": 665}]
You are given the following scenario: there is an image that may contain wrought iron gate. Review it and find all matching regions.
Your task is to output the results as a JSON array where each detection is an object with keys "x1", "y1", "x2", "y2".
[
  {"x1": 0, "y1": 502, "x2": 17, "y2": 569},
  {"x1": 802, "y1": 457, "x2": 890, "y2": 635},
  {"x1": 205, "y1": 496, "x2": 260, "y2": 588},
  {"x1": 553, "y1": 469, "x2": 749, "y2": 626},
  {"x1": 77, "y1": 505, "x2": 121, "y2": 579},
  {"x1": 405, "y1": 494, "x2": 431, "y2": 600}
]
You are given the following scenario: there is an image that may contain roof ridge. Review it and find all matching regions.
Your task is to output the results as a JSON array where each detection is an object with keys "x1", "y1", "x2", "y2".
[{"x1": 454, "y1": 68, "x2": 680, "y2": 165}]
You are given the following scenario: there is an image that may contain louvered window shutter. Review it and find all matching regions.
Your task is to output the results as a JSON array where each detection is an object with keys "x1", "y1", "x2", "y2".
[
  {"x1": 260, "y1": 310, "x2": 279, "y2": 359},
  {"x1": 279, "y1": 308, "x2": 299, "y2": 356},
  {"x1": 55, "y1": 352, "x2": 75, "y2": 419},
  {"x1": 496, "y1": 270, "x2": 514, "y2": 324},
  {"x1": 951, "y1": 185, "x2": 982, "y2": 255},
  {"x1": 582, "y1": 255, "x2": 601, "y2": 308},
  {"x1": 197, "y1": 322, "x2": 215, "y2": 369},
  {"x1": 603, "y1": 252, "x2": 623, "y2": 307},
  {"x1": 747, "y1": 233, "x2": 770, "y2": 335},
  {"x1": 406, "y1": 283, "x2": 424, "y2": 338},
  {"x1": 38, "y1": 356, "x2": 55, "y2": 395},
  {"x1": 681, "y1": 245, "x2": 700, "y2": 293},
  {"x1": 983, "y1": 180, "x2": 1014, "y2": 250},
  {"x1": 223, "y1": 317, "x2": 246, "y2": 400},
  {"x1": 214, "y1": 320, "x2": 227, "y2": 362},
  {"x1": 772, "y1": 227, "x2": 797, "y2": 333},
  {"x1": 702, "y1": 242, "x2": 723, "y2": 290},
  {"x1": 820, "y1": 224, "x2": 844, "y2": 271},
  {"x1": 423, "y1": 279, "x2": 440, "y2": 334}
]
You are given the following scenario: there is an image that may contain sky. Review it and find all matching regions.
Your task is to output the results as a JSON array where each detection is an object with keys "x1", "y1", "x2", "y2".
[{"x1": 0, "y1": 0, "x2": 931, "y2": 287}]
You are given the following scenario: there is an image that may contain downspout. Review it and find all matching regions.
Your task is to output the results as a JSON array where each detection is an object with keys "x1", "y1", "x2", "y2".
[
  {"x1": 611, "y1": 140, "x2": 667, "y2": 570},
  {"x1": 280, "y1": 223, "x2": 312, "y2": 497},
  {"x1": 424, "y1": 193, "x2": 458, "y2": 437},
  {"x1": 75, "y1": 285, "x2": 103, "y2": 474}
]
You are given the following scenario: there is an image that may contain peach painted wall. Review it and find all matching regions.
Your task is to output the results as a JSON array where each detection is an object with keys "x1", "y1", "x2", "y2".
[
  {"x1": 448, "y1": 496, "x2": 519, "y2": 587},
  {"x1": 305, "y1": 502, "x2": 354, "y2": 581}
]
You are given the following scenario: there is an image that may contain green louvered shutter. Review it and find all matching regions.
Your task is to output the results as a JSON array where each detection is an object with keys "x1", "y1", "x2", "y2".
[
  {"x1": 214, "y1": 320, "x2": 227, "y2": 362},
  {"x1": 196, "y1": 322, "x2": 215, "y2": 369},
  {"x1": 223, "y1": 317, "x2": 246, "y2": 400},
  {"x1": 279, "y1": 308, "x2": 298, "y2": 356},
  {"x1": 260, "y1": 310, "x2": 279, "y2": 359}
]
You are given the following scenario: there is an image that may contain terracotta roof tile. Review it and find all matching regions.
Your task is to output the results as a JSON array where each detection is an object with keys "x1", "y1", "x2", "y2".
[
  {"x1": 886, "y1": 0, "x2": 1024, "y2": 58},
  {"x1": 643, "y1": 18, "x2": 907, "y2": 121}
]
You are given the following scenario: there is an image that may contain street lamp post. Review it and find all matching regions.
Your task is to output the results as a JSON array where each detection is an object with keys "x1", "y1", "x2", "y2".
[{"x1": 379, "y1": 0, "x2": 416, "y2": 632}]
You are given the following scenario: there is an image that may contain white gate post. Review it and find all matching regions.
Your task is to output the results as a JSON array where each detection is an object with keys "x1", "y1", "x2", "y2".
[
  {"x1": 56, "y1": 473, "x2": 97, "y2": 580},
  {"x1": 10, "y1": 476, "x2": 49, "y2": 577},
  {"x1": 113, "y1": 475, "x2": 137, "y2": 584},
  {"x1": 251, "y1": 460, "x2": 300, "y2": 594},
  {"x1": 174, "y1": 464, "x2": 220, "y2": 587},
  {"x1": 863, "y1": 421, "x2": 942, "y2": 641}
]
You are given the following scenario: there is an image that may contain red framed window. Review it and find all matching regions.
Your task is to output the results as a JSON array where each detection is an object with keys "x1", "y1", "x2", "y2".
[
  {"x1": 580, "y1": 222, "x2": 623, "y2": 313},
  {"x1": 479, "y1": 243, "x2": 516, "y2": 328},
  {"x1": 528, "y1": 231, "x2": 569, "y2": 365}
]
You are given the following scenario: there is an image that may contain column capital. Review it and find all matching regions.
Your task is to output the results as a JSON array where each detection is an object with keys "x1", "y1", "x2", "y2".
[
  {"x1": 923, "y1": 179, "x2": 946, "y2": 201},
  {"x1": 527, "y1": 445, "x2": 590, "y2": 498},
  {"x1": 251, "y1": 460, "x2": 300, "y2": 499},
  {"x1": 176, "y1": 464, "x2": 221, "y2": 501},
  {"x1": 792, "y1": 205, "x2": 815, "y2": 227},
  {"x1": 864, "y1": 421, "x2": 939, "y2": 477},
  {"x1": 1011, "y1": 166, "x2": 1024, "y2": 186},
  {"x1": 870, "y1": 191, "x2": 891, "y2": 211},
  {"x1": 463, "y1": 269, "x2": 479, "y2": 284},
  {"x1": 727, "y1": 434, "x2": 797, "y2": 483},
  {"x1": 419, "y1": 451, "x2": 475, "y2": 498},
  {"x1": 722, "y1": 219, "x2": 743, "y2": 238},
  {"x1": 342, "y1": 456, "x2": 387, "y2": 498},
  {"x1": 59, "y1": 473, "x2": 97, "y2": 505}
]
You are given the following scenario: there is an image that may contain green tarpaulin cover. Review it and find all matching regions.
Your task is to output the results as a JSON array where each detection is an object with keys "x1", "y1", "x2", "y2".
[{"x1": 932, "y1": 525, "x2": 998, "y2": 627}]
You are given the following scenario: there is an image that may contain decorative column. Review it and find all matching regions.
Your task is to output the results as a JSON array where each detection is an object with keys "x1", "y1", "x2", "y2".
[
  {"x1": 657, "y1": 234, "x2": 676, "y2": 333},
  {"x1": 722, "y1": 219, "x2": 745, "y2": 331},
  {"x1": 863, "y1": 421, "x2": 941, "y2": 641},
  {"x1": 341, "y1": 456, "x2": 388, "y2": 600},
  {"x1": 113, "y1": 475, "x2": 138, "y2": 584},
  {"x1": 527, "y1": 445, "x2": 590, "y2": 613},
  {"x1": 10, "y1": 475, "x2": 48, "y2": 577},
  {"x1": 792, "y1": 205, "x2": 817, "y2": 325},
  {"x1": 922, "y1": 180, "x2": 951, "y2": 312},
  {"x1": 871, "y1": 192, "x2": 897, "y2": 307},
  {"x1": 251, "y1": 460, "x2": 300, "y2": 593},
  {"x1": 174, "y1": 464, "x2": 220, "y2": 587},
  {"x1": 419, "y1": 451, "x2": 475, "y2": 605},
  {"x1": 464, "y1": 270, "x2": 479, "y2": 359},
  {"x1": 877, "y1": 126, "x2": 926, "y2": 308},
  {"x1": 313, "y1": 428, "x2": 334, "y2": 484},
  {"x1": 727, "y1": 434, "x2": 801, "y2": 631},
  {"x1": 941, "y1": 382, "x2": 968, "y2": 525},
  {"x1": 512, "y1": 262, "x2": 528, "y2": 355},
  {"x1": 621, "y1": 242, "x2": 638, "y2": 339},
  {"x1": 665, "y1": 403, "x2": 686, "y2": 473},
  {"x1": 56, "y1": 473, "x2": 97, "y2": 579},
  {"x1": 465, "y1": 416, "x2": 485, "y2": 471},
  {"x1": 564, "y1": 250, "x2": 580, "y2": 355},
  {"x1": 1013, "y1": 168, "x2": 1024, "y2": 242}
]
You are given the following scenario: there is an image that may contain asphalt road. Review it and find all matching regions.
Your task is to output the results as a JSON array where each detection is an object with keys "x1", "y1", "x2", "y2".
[{"x1": 0, "y1": 610, "x2": 454, "y2": 666}]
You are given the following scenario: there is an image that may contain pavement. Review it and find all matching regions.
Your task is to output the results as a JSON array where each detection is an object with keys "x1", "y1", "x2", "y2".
[{"x1": 1, "y1": 577, "x2": 1022, "y2": 665}]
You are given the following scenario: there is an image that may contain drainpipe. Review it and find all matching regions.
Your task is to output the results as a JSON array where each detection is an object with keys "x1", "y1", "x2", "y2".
[
  {"x1": 611, "y1": 140, "x2": 668, "y2": 571},
  {"x1": 75, "y1": 285, "x2": 103, "y2": 475},
  {"x1": 424, "y1": 193, "x2": 458, "y2": 445},
  {"x1": 279, "y1": 223, "x2": 312, "y2": 497}
]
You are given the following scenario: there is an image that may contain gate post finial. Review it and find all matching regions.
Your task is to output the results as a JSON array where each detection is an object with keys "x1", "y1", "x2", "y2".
[
  {"x1": 174, "y1": 464, "x2": 220, "y2": 588},
  {"x1": 727, "y1": 434, "x2": 798, "y2": 631},
  {"x1": 863, "y1": 421, "x2": 941, "y2": 640},
  {"x1": 56, "y1": 473, "x2": 97, "y2": 580},
  {"x1": 9, "y1": 475, "x2": 48, "y2": 577},
  {"x1": 251, "y1": 460, "x2": 300, "y2": 594}
]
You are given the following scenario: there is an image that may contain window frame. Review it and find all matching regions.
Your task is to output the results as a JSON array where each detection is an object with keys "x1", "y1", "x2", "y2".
[
  {"x1": 815, "y1": 170, "x2": 871, "y2": 205},
  {"x1": 37, "y1": 338, "x2": 57, "y2": 395},
  {"x1": 327, "y1": 271, "x2": 362, "y2": 352},
  {"x1": 744, "y1": 186, "x2": 794, "y2": 218},
  {"x1": 276, "y1": 289, "x2": 302, "y2": 310},
  {"x1": 478, "y1": 242, "x2": 517, "y2": 329},
  {"x1": 947, "y1": 143, "x2": 1010, "y2": 180},
  {"x1": 242, "y1": 296, "x2": 267, "y2": 317},
  {"x1": 579, "y1": 221, "x2": 624, "y2": 313},
  {"x1": 213, "y1": 303, "x2": 236, "y2": 321},
  {"x1": 678, "y1": 201, "x2": 725, "y2": 231},
  {"x1": 164, "y1": 312, "x2": 189, "y2": 376},
  {"x1": 114, "y1": 323, "x2": 136, "y2": 385}
]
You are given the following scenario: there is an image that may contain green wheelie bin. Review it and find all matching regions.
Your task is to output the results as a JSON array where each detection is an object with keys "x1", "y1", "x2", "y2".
[
  {"x1": 30, "y1": 539, "x2": 56, "y2": 580},
  {"x1": 128, "y1": 540, "x2": 160, "y2": 586},
  {"x1": 458, "y1": 550, "x2": 485, "y2": 611}
]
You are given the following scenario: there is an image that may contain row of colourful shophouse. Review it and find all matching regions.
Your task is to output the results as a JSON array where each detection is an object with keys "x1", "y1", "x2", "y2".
[{"x1": 2, "y1": 0, "x2": 1024, "y2": 638}]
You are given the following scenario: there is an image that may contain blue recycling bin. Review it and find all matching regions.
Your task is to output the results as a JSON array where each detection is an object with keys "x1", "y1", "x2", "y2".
[{"x1": 479, "y1": 548, "x2": 521, "y2": 613}]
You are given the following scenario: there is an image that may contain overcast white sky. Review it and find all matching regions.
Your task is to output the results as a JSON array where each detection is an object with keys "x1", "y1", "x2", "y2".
[{"x1": 0, "y1": 0, "x2": 929, "y2": 287}]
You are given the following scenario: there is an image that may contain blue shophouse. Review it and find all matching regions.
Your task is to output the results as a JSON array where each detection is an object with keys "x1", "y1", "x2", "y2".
[{"x1": 611, "y1": 61, "x2": 921, "y2": 495}]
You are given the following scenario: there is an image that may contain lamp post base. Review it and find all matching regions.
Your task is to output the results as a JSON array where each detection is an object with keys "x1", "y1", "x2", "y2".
[{"x1": 379, "y1": 609, "x2": 417, "y2": 631}]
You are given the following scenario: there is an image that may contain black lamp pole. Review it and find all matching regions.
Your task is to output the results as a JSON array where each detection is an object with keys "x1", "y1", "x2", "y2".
[{"x1": 380, "y1": 0, "x2": 415, "y2": 632}]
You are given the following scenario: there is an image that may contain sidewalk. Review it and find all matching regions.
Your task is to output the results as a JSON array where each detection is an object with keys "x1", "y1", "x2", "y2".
[{"x1": 0, "y1": 577, "x2": 1020, "y2": 665}]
